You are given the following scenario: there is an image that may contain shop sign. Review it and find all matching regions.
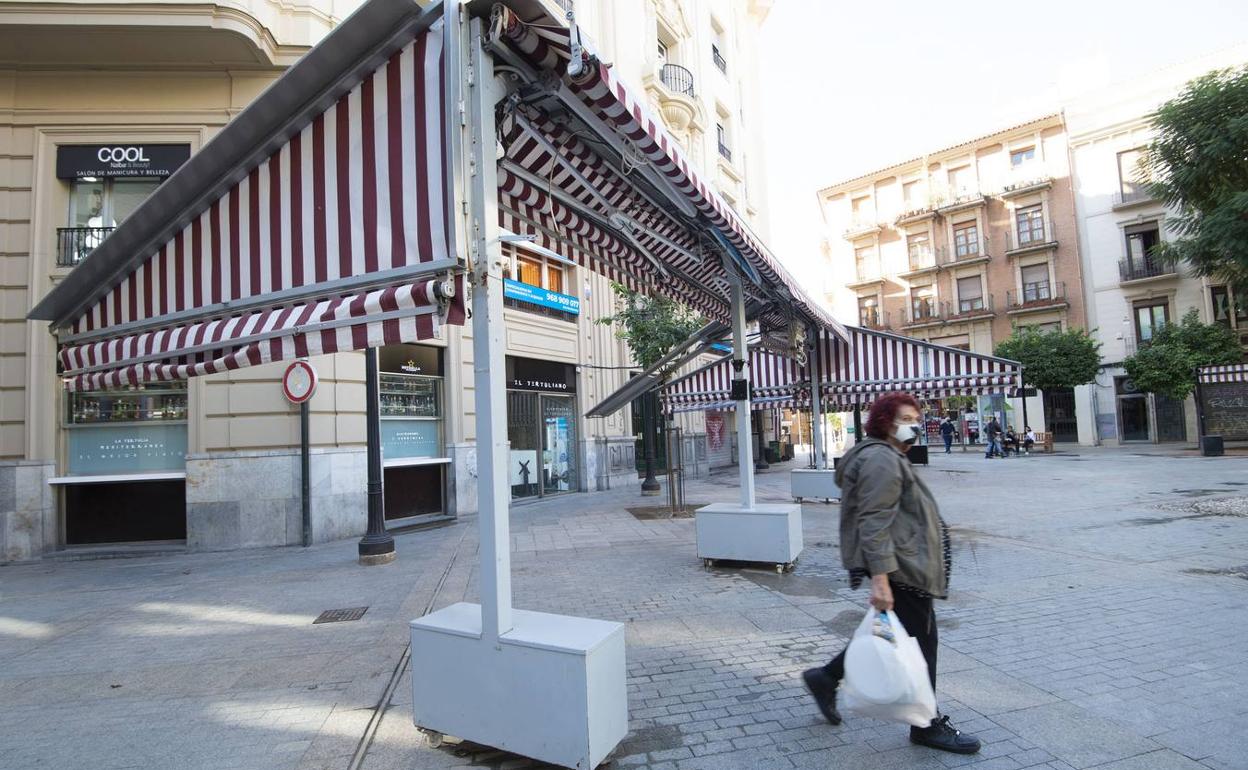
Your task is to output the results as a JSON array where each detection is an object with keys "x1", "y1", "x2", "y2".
[
  {"x1": 380, "y1": 420, "x2": 441, "y2": 459},
  {"x1": 378, "y1": 343, "x2": 443, "y2": 376},
  {"x1": 506, "y1": 356, "x2": 577, "y2": 393},
  {"x1": 67, "y1": 424, "x2": 188, "y2": 475},
  {"x1": 56, "y1": 144, "x2": 191, "y2": 179},
  {"x1": 503, "y1": 279, "x2": 581, "y2": 315}
]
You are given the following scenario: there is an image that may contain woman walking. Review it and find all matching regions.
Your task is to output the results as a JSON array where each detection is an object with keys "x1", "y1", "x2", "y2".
[{"x1": 802, "y1": 392, "x2": 981, "y2": 755}]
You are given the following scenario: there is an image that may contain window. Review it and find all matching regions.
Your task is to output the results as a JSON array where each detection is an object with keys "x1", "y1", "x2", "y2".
[
  {"x1": 948, "y1": 165, "x2": 972, "y2": 196},
  {"x1": 657, "y1": 41, "x2": 668, "y2": 63},
  {"x1": 956, "y1": 275, "x2": 984, "y2": 313},
  {"x1": 858, "y1": 295, "x2": 880, "y2": 327},
  {"x1": 902, "y1": 180, "x2": 921, "y2": 210},
  {"x1": 1020, "y1": 263, "x2": 1051, "y2": 302},
  {"x1": 505, "y1": 249, "x2": 577, "y2": 321},
  {"x1": 716, "y1": 122, "x2": 731, "y2": 161},
  {"x1": 1016, "y1": 204, "x2": 1045, "y2": 245},
  {"x1": 1028, "y1": 321, "x2": 1062, "y2": 334},
  {"x1": 1124, "y1": 222, "x2": 1162, "y2": 276},
  {"x1": 1134, "y1": 300, "x2": 1169, "y2": 343},
  {"x1": 854, "y1": 245, "x2": 875, "y2": 280},
  {"x1": 62, "y1": 176, "x2": 162, "y2": 266},
  {"x1": 65, "y1": 384, "x2": 189, "y2": 475},
  {"x1": 1010, "y1": 147, "x2": 1036, "y2": 168},
  {"x1": 911, "y1": 285, "x2": 936, "y2": 321},
  {"x1": 1210, "y1": 286, "x2": 1248, "y2": 329},
  {"x1": 953, "y1": 222, "x2": 980, "y2": 258},
  {"x1": 907, "y1": 232, "x2": 932, "y2": 268},
  {"x1": 1117, "y1": 147, "x2": 1147, "y2": 200}
]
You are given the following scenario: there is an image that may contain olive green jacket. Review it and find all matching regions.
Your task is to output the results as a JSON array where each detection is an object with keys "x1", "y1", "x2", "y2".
[{"x1": 834, "y1": 438, "x2": 947, "y2": 597}]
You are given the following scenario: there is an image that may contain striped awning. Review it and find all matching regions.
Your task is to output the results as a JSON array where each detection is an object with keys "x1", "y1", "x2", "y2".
[
  {"x1": 669, "y1": 395, "x2": 796, "y2": 415},
  {"x1": 660, "y1": 326, "x2": 1021, "y2": 411},
  {"x1": 59, "y1": 279, "x2": 451, "y2": 391},
  {"x1": 1198, "y1": 363, "x2": 1248, "y2": 384},
  {"x1": 30, "y1": 7, "x2": 461, "y2": 389},
  {"x1": 488, "y1": 5, "x2": 846, "y2": 340}
]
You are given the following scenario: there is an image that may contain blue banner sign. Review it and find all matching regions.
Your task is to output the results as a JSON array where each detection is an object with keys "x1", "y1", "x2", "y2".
[
  {"x1": 67, "y1": 424, "x2": 188, "y2": 475},
  {"x1": 503, "y1": 279, "x2": 580, "y2": 315}
]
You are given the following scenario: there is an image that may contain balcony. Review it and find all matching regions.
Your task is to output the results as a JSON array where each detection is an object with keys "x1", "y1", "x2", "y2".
[
  {"x1": 717, "y1": 141, "x2": 732, "y2": 163},
  {"x1": 57, "y1": 226, "x2": 114, "y2": 267},
  {"x1": 858, "y1": 310, "x2": 891, "y2": 331},
  {"x1": 846, "y1": 266, "x2": 885, "y2": 289},
  {"x1": 895, "y1": 204, "x2": 938, "y2": 226},
  {"x1": 936, "y1": 187, "x2": 987, "y2": 214},
  {"x1": 944, "y1": 295, "x2": 995, "y2": 322},
  {"x1": 901, "y1": 248, "x2": 939, "y2": 277},
  {"x1": 1007, "y1": 282, "x2": 1069, "y2": 314},
  {"x1": 1119, "y1": 258, "x2": 1177, "y2": 284},
  {"x1": 1112, "y1": 185, "x2": 1156, "y2": 211},
  {"x1": 1004, "y1": 228, "x2": 1057, "y2": 257},
  {"x1": 659, "y1": 64, "x2": 695, "y2": 98},
  {"x1": 712, "y1": 45, "x2": 727, "y2": 74},
  {"x1": 842, "y1": 216, "x2": 882, "y2": 240},
  {"x1": 1000, "y1": 171, "x2": 1053, "y2": 199}
]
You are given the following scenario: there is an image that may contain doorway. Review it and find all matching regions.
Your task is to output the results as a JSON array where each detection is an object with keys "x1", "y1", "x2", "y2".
[
  {"x1": 1042, "y1": 386, "x2": 1079, "y2": 442},
  {"x1": 1116, "y1": 377, "x2": 1150, "y2": 442},
  {"x1": 508, "y1": 391, "x2": 578, "y2": 499}
]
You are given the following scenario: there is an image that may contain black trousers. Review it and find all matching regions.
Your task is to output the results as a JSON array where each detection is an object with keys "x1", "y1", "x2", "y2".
[{"x1": 823, "y1": 587, "x2": 938, "y2": 691}]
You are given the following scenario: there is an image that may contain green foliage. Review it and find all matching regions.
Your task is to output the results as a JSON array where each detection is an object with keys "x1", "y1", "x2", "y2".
[
  {"x1": 1144, "y1": 65, "x2": 1248, "y2": 288},
  {"x1": 596, "y1": 283, "x2": 704, "y2": 374},
  {"x1": 1122, "y1": 309, "x2": 1243, "y2": 400},
  {"x1": 993, "y1": 326, "x2": 1101, "y2": 390}
]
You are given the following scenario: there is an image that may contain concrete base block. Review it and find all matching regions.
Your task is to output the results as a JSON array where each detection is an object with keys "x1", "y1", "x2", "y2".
[
  {"x1": 695, "y1": 502, "x2": 803, "y2": 567},
  {"x1": 410, "y1": 602, "x2": 627, "y2": 770},
  {"x1": 359, "y1": 551, "x2": 397, "y2": 566},
  {"x1": 791, "y1": 469, "x2": 840, "y2": 502},
  {"x1": 0, "y1": 462, "x2": 55, "y2": 563}
]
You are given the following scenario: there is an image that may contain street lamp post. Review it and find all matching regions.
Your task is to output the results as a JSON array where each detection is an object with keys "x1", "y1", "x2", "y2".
[
  {"x1": 358, "y1": 346, "x2": 396, "y2": 565},
  {"x1": 640, "y1": 390, "x2": 661, "y2": 495}
]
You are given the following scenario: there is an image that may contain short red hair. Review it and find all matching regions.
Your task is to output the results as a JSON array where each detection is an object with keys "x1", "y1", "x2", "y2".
[{"x1": 864, "y1": 393, "x2": 922, "y2": 440}]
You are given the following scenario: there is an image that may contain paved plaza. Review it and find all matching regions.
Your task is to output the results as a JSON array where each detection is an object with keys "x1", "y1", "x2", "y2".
[{"x1": 2, "y1": 446, "x2": 1248, "y2": 770}]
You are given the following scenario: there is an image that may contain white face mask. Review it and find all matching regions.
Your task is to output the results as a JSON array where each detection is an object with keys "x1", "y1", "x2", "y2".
[{"x1": 892, "y1": 421, "x2": 922, "y2": 444}]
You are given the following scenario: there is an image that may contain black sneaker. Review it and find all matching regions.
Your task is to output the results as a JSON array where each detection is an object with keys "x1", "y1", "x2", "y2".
[
  {"x1": 801, "y1": 668, "x2": 842, "y2": 725},
  {"x1": 910, "y1": 714, "x2": 981, "y2": 754}
]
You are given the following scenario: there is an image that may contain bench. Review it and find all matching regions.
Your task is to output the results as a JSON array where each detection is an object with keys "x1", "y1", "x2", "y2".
[{"x1": 1030, "y1": 431, "x2": 1055, "y2": 453}]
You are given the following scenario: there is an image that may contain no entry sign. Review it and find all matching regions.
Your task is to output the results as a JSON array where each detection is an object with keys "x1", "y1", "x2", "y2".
[{"x1": 282, "y1": 360, "x2": 319, "y2": 404}]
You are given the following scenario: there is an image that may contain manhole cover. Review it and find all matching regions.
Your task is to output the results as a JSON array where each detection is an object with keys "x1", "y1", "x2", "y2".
[{"x1": 314, "y1": 607, "x2": 368, "y2": 624}]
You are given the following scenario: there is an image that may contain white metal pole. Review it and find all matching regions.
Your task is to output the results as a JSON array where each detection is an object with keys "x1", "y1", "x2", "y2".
[
  {"x1": 808, "y1": 331, "x2": 826, "y2": 470},
  {"x1": 730, "y1": 279, "x2": 755, "y2": 509},
  {"x1": 467, "y1": 20, "x2": 512, "y2": 641}
]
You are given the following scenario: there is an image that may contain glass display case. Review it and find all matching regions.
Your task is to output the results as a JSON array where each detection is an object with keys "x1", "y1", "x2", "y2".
[
  {"x1": 64, "y1": 384, "x2": 189, "y2": 475},
  {"x1": 67, "y1": 385, "x2": 188, "y2": 424},
  {"x1": 379, "y1": 373, "x2": 443, "y2": 459}
]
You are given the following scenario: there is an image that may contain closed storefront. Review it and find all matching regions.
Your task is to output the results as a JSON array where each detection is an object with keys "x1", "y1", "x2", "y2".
[{"x1": 506, "y1": 357, "x2": 579, "y2": 500}]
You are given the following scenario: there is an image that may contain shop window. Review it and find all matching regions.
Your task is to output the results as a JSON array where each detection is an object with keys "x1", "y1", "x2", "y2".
[
  {"x1": 64, "y1": 384, "x2": 188, "y2": 475},
  {"x1": 378, "y1": 344, "x2": 444, "y2": 459},
  {"x1": 953, "y1": 221, "x2": 979, "y2": 258},
  {"x1": 503, "y1": 248, "x2": 578, "y2": 321},
  {"x1": 1016, "y1": 204, "x2": 1045, "y2": 245},
  {"x1": 956, "y1": 275, "x2": 984, "y2": 313},
  {"x1": 1134, "y1": 300, "x2": 1169, "y2": 343}
]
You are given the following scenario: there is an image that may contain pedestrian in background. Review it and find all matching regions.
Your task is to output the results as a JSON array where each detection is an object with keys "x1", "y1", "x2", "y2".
[
  {"x1": 802, "y1": 392, "x2": 982, "y2": 755},
  {"x1": 939, "y1": 417, "x2": 956, "y2": 454},
  {"x1": 1004, "y1": 426, "x2": 1019, "y2": 457},
  {"x1": 984, "y1": 416, "x2": 1003, "y2": 458}
]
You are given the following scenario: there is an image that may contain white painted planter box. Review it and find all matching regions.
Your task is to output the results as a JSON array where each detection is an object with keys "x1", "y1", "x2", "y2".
[
  {"x1": 790, "y1": 468, "x2": 840, "y2": 502},
  {"x1": 409, "y1": 602, "x2": 627, "y2": 770},
  {"x1": 695, "y1": 502, "x2": 803, "y2": 568}
]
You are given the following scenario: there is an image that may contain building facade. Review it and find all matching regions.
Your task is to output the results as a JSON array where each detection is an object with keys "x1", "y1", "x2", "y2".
[
  {"x1": 1065, "y1": 47, "x2": 1248, "y2": 446},
  {"x1": 816, "y1": 115, "x2": 1088, "y2": 443},
  {"x1": 0, "y1": 0, "x2": 776, "y2": 562}
]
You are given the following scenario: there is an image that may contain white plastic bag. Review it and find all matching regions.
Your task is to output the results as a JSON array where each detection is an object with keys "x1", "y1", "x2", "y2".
[{"x1": 840, "y1": 605, "x2": 937, "y2": 727}]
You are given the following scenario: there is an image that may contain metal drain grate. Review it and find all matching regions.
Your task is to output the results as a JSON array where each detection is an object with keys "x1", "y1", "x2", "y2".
[{"x1": 314, "y1": 606, "x2": 369, "y2": 624}]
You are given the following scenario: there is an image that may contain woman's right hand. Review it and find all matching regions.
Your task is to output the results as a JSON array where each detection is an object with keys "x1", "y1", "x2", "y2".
[{"x1": 869, "y1": 573, "x2": 894, "y2": 611}]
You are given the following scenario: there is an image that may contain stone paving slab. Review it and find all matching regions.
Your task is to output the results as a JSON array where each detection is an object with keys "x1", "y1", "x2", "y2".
[{"x1": 3, "y1": 447, "x2": 1248, "y2": 770}]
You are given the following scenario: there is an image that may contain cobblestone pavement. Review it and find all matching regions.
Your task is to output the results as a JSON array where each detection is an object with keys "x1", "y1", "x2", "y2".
[{"x1": 3, "y1": 446, "x2": 1248, "y2": 770}]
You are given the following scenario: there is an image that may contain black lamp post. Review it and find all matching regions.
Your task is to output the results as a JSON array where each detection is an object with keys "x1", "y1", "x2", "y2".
[
  {"x1": 358, "y1": 347, "x2": 396, "y2": 565},
  {"x1": 753, "y1": 410, "x2": 769, "y2": 470},
  {"x1": 641, "y1": 390, "x2": 661, "y2": 495}
]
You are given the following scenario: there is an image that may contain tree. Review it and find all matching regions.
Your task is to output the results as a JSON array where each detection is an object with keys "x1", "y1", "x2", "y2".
[
  {"x1": 993, "y1": 326, "x2": 1102, "y2": 391},
  {"x1": 597, "y1": 284, "x2": 704, "y2": 493},
  {"x1": 1144, "y1": 64, "x2": 1248, "y2": 289},
  {"x1": 1122, "y1": 309, "x2": 1242, "y2": 400}
]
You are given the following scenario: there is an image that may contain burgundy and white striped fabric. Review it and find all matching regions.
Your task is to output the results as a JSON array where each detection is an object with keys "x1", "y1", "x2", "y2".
[
  {"x1": 55, "y1": 23, "x2": 459, "y2": 389},
  {"x1": 490, "y1": 6, "x2": 845, "y2": 339},
  {"x1": 60, "y1": 280, "x2": 444, "y2": 391},
  {"x1": 1197, "y1": 363, "x2": 1248, "y2": 384},
  {"x1": 660, "y1": 326, "x2": 1022, "y2": 411}
]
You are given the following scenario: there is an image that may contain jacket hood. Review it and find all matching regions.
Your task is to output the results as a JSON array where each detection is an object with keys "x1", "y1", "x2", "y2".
[{"x1": 834, "y1": 437, "x2": 894, "y2": 486}]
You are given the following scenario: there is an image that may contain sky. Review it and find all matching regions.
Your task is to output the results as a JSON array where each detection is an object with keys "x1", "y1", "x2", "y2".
[{"x1": 757, "y1": 0, "x2": 1248, "y2": 290}]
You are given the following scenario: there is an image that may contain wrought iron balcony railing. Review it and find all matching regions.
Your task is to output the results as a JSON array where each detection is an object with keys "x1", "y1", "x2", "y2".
[
  {"x1": 858, "y1": 310, "x2": 890, "y2": 330},
  {"x1": 946, "y1": 295, "x2": 995, "y2": 319},
  {"x1": 1005, "y1": 226, "x2": 1056, "y2": 252},
  {"x1": 712, "y1": 45, "x2": 727, "y2": 74},
  {"x1": 1112, "y1": 186, "x2": 1154, "y2": 208},
  {"x1": 1119, "y1": 258, "x2": 1175, "y2": 282},
  {"x1": 57, "y1": 226, "x2": 114, "y2": 267},
  {"x1": 907, "y1": 301, "x2": 941, "y2": 325},
  {"x1": 1007, "y1": 281, "x2": 1067, "y2": 310},
  {"x1": 717, "y1": 141, "x2": 732, "y2": 162},
  {"x1": 659, "y1": 64, "x2": 695, "y2": 97},
  {"x1": 907, "y1": 249, "x2": 937, "y2": 272}
]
